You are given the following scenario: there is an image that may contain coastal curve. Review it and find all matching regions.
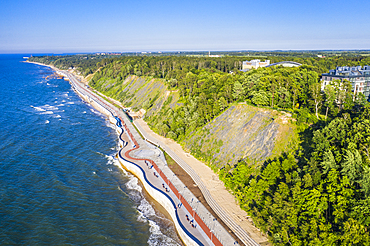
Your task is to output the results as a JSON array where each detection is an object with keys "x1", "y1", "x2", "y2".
[{"x1": 46, "y1": 67, "x2": 237, "y2": 246}]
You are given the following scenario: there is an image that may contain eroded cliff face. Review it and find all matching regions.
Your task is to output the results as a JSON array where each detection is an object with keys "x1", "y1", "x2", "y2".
[
  {"x1": 92, "y1": 75, "x2": 168, "y2": 117},
  {"x1": 184, "y1": 104, "x2": 296, "y2": 168},
  {"x1": 92, "y1": 74, "x2": 296, "y2": 168}
]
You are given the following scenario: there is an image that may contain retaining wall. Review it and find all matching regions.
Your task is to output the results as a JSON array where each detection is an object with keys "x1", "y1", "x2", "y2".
[{"x1": 60, "y1": 70, "x2": 236, "y2": 246}]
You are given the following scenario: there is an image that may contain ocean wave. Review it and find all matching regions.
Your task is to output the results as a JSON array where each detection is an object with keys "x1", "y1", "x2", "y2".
[
  {"x1": 45, "y1": 120, "x2": 49, "y2": 124},
  {"x1": 147, "y1": 219, "x2": 180, "y2": 246},
  {"x1": 31, "y1": 105, "x2": 46, "y2": 112},
  {"x1": 110, "y1": 151, "x2": 180, "y2": 245},
  {"x1": 54, "y1": 115, "x2": 61, "y2": 118},
  {"x1": 125, "y1": 175, "x2": 143, "y2": 193},
  {"x1": 105, "y1": 120, "x2": 117, "y2": 130},
  {"x1": 44, "y1": 105, "x2": 58, "y2": 110},
  {"x1": 105, "y1": 154, "x2": 116, "y2": 166},
  {"x1": 136, "y1": 187, "x2": 180, "y2": 246},
  {"x1": 90, "y1": 108, "x2": 104, "y2": 117},
  {"x1": 41, "y1": 111, "x2": 54, "y2": 115}
]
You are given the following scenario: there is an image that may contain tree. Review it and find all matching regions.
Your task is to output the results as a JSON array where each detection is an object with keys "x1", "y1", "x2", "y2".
[
  {"x1": 251, "y1": 91, "x2": 270, "y2": 106},
  {"x1": 232, "y1": 81, "x2": 244, "y2": 101},
  {"x1": 309, "y1": 82, "x2": 323, "y2": 119},
  {"x1": 324, "y1": 84, "x2": 336, "y2": 120},
  {"x1": 218, "y1": 97, "x2": 228, "y2": 112}
]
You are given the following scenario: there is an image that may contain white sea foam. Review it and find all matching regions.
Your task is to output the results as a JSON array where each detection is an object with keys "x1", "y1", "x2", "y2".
[
  {"x1": 41, "y1": 111, "x2": 54, "y2": 115},
  {"x1": 147, "y1": 220, "x2": 180, "y2": 246},
  {"x1": 42, "y1": 104, "x2": 58, "y2": 110},
  {"x1": 54, "y1": 115, "x2": 61, "y2": 118},
  {"x1": 113, "y1": 161, "x2": 129, "y2": 175},
  {"x1": 109, "y1": 143, "x2": 179, "y2": 245},
  {"x1": 31, "y1": 105, "x2": 46, "y2": 112},
  {"x1": 82, "y1": 111, "x2": 86, "y2": 114},
  {"x1": 45, "y1": 120, "x2": 49, "y2": 124},
  {"x1": 137, "y1": 199, "x2": 156, "y2": 223},
  {"x1": 136, "y1": 186, "x2": 180, "y2": 246},
  {"x1": 105, "y1": 120, "x2": 116, "y2": 130},
  {"x1": 105, "y1": 155, "x2": 115, "y2": 165},
  {"x1": 66, "y1": 102, "x2": 74, "y2": 104},
  {"x1": 90, "y1": 108, "x2": 104, "y2": 117}
]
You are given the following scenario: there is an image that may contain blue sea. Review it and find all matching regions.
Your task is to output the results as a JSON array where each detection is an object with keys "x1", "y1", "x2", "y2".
[{"x1": 0, "y1": 55, "x2": 180, "y2": 245}]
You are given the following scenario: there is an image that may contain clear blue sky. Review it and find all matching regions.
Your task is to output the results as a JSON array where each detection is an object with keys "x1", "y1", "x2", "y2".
[{"x1": 1, "y1": 0, "x2": 369, "y2": 53}]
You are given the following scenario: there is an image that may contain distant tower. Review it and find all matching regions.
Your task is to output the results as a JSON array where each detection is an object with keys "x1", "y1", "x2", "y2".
[{"x1": 209, "y1": 51, "x2": 210, "y2": 57}]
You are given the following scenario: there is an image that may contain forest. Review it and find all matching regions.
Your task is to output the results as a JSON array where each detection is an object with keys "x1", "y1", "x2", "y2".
[{"x1": 29, "y1": 52, "x2": 370, "y2": 245}]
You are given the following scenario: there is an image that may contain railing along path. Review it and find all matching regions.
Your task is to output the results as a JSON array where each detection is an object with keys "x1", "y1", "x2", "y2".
[
  {"x1": 64, "y1": 71, "x2": 259, "y2": 246},
  {"x1": 134, "y1": 123, "x2": 259, "y2": 246}
]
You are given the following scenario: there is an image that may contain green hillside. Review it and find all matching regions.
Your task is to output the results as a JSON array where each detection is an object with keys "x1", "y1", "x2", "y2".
[
  {"x1": 90, "y1": 64, "x2": 298, "y2": 169},
  {"x1": 27, "y1": 54, "x2": 370, "y2": 245}
]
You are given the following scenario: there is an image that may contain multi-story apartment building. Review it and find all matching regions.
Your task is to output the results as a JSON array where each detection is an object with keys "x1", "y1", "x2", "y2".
[{"x1": 321, "y1": 65, "x2": 370, "y2": 100}]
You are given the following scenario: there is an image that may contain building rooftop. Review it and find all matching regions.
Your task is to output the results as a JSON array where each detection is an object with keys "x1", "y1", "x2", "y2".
[{"x1": 325, "y1": 65, "x2": 370, "y2": 77}]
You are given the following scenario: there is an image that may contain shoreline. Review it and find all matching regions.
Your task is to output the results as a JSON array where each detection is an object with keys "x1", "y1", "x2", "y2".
[
  {"x1": 25, "y1": 60, "x2": 185, "y2": 244},
  {"x1": 28, "y1": 61, "x2": 232, "y2": 245},
  {"x1": 27, "y1": 60, "x2": 266, "y2": 246},
  {"x1": 134, "y1": 120, "x2": 269, "y2": 245}
]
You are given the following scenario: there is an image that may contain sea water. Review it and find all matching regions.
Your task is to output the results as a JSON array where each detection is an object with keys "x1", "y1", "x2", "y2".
[{"x1": 0, "y1": 55, "x2": 181, "y2": 245}]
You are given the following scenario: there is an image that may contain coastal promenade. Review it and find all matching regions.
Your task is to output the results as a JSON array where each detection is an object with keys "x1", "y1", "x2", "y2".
[
  {"x1": 134, "y1": 121, "x2": 264, "y2": 246},
  {"x1": 53, "y1": 68, "x2": 240, "y2": 246}
]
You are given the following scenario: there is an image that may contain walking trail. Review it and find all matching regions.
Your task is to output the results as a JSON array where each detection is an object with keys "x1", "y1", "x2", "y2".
[{"x1": 135, "y1": 119, "x2": 269, "y2": 245}]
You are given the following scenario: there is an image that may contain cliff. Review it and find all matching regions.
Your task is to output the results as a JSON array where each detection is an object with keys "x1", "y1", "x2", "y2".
[
  {"x1": 184, "y1": 104, "x2": 297, "y2": 168},
  {"x1": 90, "y1": 75, "x2": 297, "y2": 169}
]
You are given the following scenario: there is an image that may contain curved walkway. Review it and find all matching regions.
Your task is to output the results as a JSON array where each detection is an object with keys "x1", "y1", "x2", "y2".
[
  {"x1": 134, "y1": 121, "x2": 261, "y2": 246},
  {"x1": 117, "y1": 126, "x2": 206, "y2": 246},
  {"x1": 58, "y1": 70, "x2": 230, "y2": 246},
  {"x1": 51, "y1": 67, "x2": 266, "y2": 246}
]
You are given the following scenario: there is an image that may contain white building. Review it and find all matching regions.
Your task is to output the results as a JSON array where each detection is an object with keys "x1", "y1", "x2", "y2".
[
  {"x1": 242, "y1": 59, "x2": 270, "y2": 71},
  {"x1": 321, "y1": 65, "x2": 370, "y2": 99}
]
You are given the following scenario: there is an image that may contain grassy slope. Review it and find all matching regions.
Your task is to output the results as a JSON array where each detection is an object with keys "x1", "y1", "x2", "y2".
[
  {"x1": 91, "y1": 75, "x2": 298, "y2": 169},
  {"x1": 92, "y1": 75, "x2": 168, "y2": 115}
]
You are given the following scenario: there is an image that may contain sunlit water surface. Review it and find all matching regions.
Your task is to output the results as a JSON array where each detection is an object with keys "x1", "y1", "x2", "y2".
[{"x1": 0, "y1": 55, "x2": 181, "y2": 245}]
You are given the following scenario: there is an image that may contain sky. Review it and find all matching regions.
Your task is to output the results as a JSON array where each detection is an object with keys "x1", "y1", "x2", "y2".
[{"x1": 0, "y1": 0, "x2": 369, "y2": 53}]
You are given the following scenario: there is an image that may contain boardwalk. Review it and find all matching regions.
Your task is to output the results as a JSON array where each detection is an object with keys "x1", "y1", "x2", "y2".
[
  {"x1": 134, "y1": 122, "x2": 261, "y2": 246},
  {"x1": 57, "y1": 68, "x2": 263, "y2": 246},
  {"x1": 58, "y1": 70, "x2": 233, "y2": 245}
]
